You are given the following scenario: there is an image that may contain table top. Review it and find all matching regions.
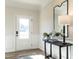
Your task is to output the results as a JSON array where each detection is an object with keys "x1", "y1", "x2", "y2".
[{"x1": 43, "y1": 39, "x2": 73, "y2": 47}]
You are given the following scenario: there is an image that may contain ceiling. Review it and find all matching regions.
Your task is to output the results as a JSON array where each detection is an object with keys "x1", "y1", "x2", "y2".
[
  {"x1": 6, "y1": 0, "x2": 53, "y2": 10},
  {"x1": 6, "y1": 0, "x2": 50, "y2": 6}
]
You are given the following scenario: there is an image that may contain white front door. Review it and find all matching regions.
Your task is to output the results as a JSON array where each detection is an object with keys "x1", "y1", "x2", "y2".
[{"x1": 15, "y1": 16, "x2": 32, "y2": 51}]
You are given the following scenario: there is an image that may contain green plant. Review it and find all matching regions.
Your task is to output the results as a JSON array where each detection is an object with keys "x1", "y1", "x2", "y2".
[
  {"x1": 43, "y1": 32, "x2": 63, "y2": 38},
  {"x1": 54, "y1": 32, "x2": 63, "y2": 37},
  {"x1": 43, "y1": 32, "x2": 52, "y2": 38}
]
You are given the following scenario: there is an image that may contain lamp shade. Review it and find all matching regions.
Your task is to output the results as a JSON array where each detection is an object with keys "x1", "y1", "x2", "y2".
[{"x1": 58, "y1": 15, "x2": 72, "y2": 25}]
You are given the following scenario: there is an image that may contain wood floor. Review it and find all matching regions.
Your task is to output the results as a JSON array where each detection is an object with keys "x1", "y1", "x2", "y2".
[{"x1": 5, "y1": 49, "x2": 46, "y2": 59}]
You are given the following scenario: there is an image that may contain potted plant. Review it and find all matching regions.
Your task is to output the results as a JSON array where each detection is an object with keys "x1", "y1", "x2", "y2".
[
  {"x1": 54, "y1": 32, "x2": 63, "y2": 37},
  {"x1": 43, "y1": 31, "x2": 63, "y2": 40},
  {"x1": 43, "y1": 32, "x2": 52, "y2": 39}
]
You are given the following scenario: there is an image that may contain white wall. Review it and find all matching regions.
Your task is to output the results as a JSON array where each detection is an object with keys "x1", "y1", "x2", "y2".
[
  {"x1": 39, "y1": 0, "x2": 73, "y2": 59},
  {"x1": 5, "y1": 0, "x2": 73, "y2": 58},
  {"x1": 5, "y1": 6, "x2": 40, "y2": 52}
]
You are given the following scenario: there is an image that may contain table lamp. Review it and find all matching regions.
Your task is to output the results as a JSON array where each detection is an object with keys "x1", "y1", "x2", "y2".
[{"x1": 58, "y1": 15, "x2": 72, "y2": 43}]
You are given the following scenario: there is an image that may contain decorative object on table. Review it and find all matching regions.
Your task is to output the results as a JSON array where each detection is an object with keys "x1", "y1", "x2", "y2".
[
  {"x1": 43, "y1": 32, "x2": 52, "y2": 39},
  {"x1": 54, "y1": 32, "x2": 63, "y2": 37},
  {"x1": 52, "y1": 31, "x2": 63, "y2": 40},
  {"x1": 58, "y1": 15, "x2": 72, "y2": 43},
  {"x1": 43, "y1": 31, "x2": 63, "y2": 40}
]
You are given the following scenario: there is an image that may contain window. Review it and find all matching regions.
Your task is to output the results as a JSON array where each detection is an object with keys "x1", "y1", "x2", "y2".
[{"x1": 18, "y1": 18, "x2": 29, "y2": 39}]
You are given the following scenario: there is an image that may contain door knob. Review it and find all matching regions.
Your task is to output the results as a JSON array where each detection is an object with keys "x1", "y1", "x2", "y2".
[{"x1": 16, "y1": 31, "x2": 18, "y2": 36}]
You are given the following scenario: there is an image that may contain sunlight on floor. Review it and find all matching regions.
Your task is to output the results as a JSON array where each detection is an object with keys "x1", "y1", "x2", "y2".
[
  {"x1": 30, "y1": 55, "x2": 44, "y2": 59},
  {"x1": 19, "y1": 54, "x2": 45, "y2": 59}
]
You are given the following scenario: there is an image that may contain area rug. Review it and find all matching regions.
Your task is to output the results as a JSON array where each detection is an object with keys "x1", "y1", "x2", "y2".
[{"x1": 17, "y1": 54, "x2": 45, "y2": 59}]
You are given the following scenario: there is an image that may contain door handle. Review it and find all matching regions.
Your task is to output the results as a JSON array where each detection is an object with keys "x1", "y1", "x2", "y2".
[{"x1": 16, "y1": 31, "x2": 18, "y2": 36}]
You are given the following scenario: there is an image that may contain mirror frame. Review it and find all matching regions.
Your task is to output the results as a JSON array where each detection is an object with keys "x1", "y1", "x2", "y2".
[{"x1": 53, "y1": 0, "x2": 69, "y2": 37}]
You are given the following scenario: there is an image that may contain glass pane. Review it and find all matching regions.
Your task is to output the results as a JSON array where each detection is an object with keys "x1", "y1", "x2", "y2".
[{"x1": 18, "y1": 18, "x2": 29, "y2": 39}]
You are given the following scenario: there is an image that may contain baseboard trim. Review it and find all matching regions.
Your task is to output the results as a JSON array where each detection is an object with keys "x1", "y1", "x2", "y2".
[{"x1": 5, "y1": 48, "x2": 43, "y2": 54}]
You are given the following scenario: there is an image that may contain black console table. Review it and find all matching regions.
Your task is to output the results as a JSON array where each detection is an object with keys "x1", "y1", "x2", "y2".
[{"x1": 43, "y1": 39, "x2": 73, "y2": 59}]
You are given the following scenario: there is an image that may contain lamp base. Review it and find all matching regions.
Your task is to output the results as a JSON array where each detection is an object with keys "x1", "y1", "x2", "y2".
[{"x1": 63, "y1": 25, "x2": 66, "y2": 44}]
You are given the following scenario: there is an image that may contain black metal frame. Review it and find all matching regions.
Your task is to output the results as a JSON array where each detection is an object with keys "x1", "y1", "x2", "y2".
[{"x1": 43, "y1": 39, "x2": 73, "y2": 59}]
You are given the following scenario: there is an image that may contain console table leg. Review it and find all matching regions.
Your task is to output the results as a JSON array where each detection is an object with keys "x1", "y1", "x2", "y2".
[
  {"x1": 50, "y1": 43, "x2": 52, "y2": 57},
  {"x1": 59, "y1": 46, "x2": 61, "y2": 59},
  {"x1": 44, "y1": 41, "x2": 47, "y2": 58},
  {"x1": 67, "y1": 46, "x2": 68, "y2": 59}
]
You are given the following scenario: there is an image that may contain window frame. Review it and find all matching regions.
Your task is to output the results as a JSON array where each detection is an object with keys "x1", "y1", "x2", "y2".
[{"x1": 16, "y1": 16, "x2": 31, "y2": 39}]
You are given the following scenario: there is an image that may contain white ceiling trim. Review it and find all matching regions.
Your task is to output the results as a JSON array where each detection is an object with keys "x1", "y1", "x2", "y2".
[{"x1": 6, "y1": 0, "x2": 53, "y2": 10}]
